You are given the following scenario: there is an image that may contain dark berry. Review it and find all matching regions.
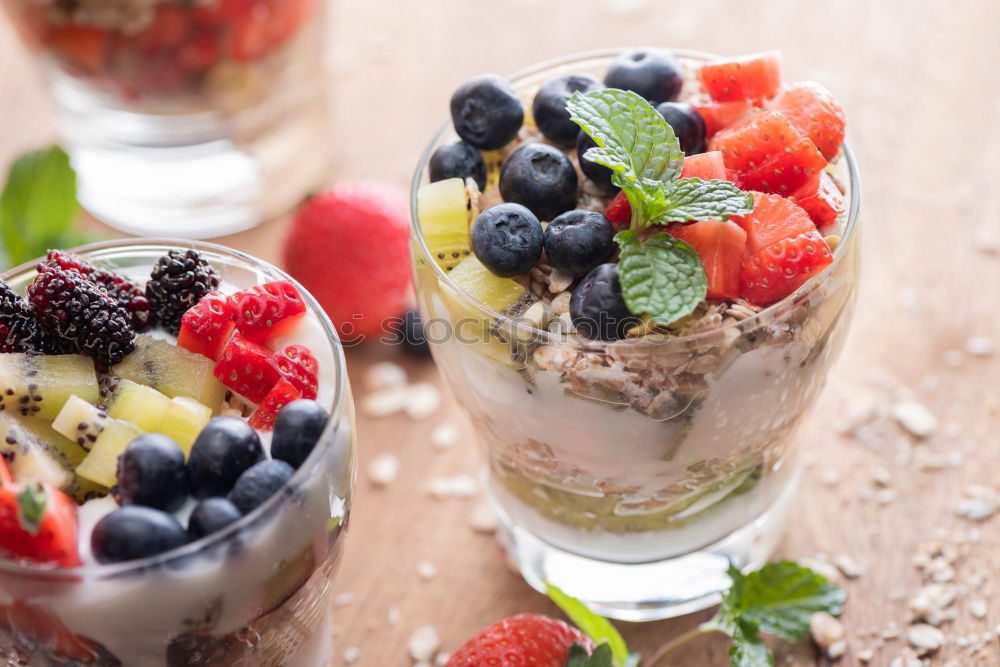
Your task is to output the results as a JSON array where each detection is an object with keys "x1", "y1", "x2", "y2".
[
  {"x1": 604, "y1": 48, "x2": 684, "y2": 104},
  {"x1": 395, "y1": 308, "x2": 431, "y2": 358},
  {"x1": 117, "y1": 434, "x2": 188, "y2": 512},
  {"x1": 228, "y1": 459, "x2": 295, "y2": 514},
  {"x1": 26, "y1": 266, "x2": 136, "y2": 365},
  {"x1": 498, "y1": 143, "x2": 578, "y2": 222},
  {"x1": 0, "y1": 279, "x2": 60, "y2": 354},
  {"x1": 429, "y1": 141, "x2": 486, "y2": 191},
  {"x1": 450, "y1": 74, "x2": 524, "y2": 150},
  {"x1": 146, "y1": 249, "x2": 220, "y2": 336},
  {"x1": 576, "y1": 131, "x2": 617, "y2": 194},
  {"x1": 187, "y1": 417, "x2": 265, "y2": 498},
  {"x1": 532, "y1": 74, "x2": 603, "y2": 148},
  {"x1": 43, "y1": 250, "x2": 154, "y2": 332},
  {"x1": 91, "y1": 506, "x2": 189, "y2": 563},
  {"x1": 544, "y1": 210, "x2": 615, "y2": 275},
  {"x1": 188, "y1": 497, "x2": 242, "y2": 539},
  {"x1": 657, "y1": 102, "x2": 707, "y2": 155},
  {"x1": 570, "y1": 263, "x2": 638, "y2": 341},
  {"x1": 471, "y1": 203, "x2": 543, "y2": 277},
  {"x1": 272, "y1": 399, "x2": 328, "y2": 469}
]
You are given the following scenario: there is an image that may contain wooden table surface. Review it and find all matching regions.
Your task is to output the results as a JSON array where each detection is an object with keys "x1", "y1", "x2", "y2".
[{"x1": 1, "y1": 1, "x2": 999, "y2": 665}]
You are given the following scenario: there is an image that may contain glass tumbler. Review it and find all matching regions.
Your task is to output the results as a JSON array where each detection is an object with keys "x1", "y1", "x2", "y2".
[
  {"x1": 410, "y1": 49, "x2": 861, "y2": 621},
  {"x1": 2, "y1": 1, "x2": 332, "y2": 238},
  {"x1": 0, "y1": 240, "x2": 355, "y2": 666}
]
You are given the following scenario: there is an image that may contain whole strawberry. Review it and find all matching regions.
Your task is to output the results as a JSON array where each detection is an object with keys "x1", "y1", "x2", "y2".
[
  {"x1": 283, "y1": 183, "x2": 411, "y2": 341},
  {"x1": 446, "y1": 614, "x2": 596, "y2": 667}
]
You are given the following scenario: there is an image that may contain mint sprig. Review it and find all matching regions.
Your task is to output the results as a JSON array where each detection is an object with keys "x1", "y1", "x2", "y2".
[
  {"x1": 17, "y1": 483, "x2": 48, "y2": 535},
  {"x1": 546, "y1": 583, "x2": 637, "y2": 667},
  {"x1": 615, "y1": 230, "x2": 706, "y2": 326},
  {"x1": 568, "y1": 89, "x2": 754, "y2": 325}
]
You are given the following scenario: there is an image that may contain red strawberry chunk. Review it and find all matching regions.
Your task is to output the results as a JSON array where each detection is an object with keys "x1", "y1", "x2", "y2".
[
  {"x1": 445, "y1": 614, "x2": 595, "y2": 667},
  {"x1": 0, "y1": 462, "x2": 80, "y2": 568},
  {"x1": 214, "y1": 333, "x2": 280, "y2": 403},
  {"x1": 669, "y1": 220, "x2": 747, "y2": 300},
  {"x1": 248, "y1": 378, "x2": 301, "y2": 431},
  {"x1": 699, "y1": 52, "x2": 782, "y2": 104},
  {"x1": 733, "y1": 192, "x2": 816, "y2": 255},
  {"x1": 229, "y1": 280, "x2": 306, "y2": 344},
  {"x1": 770, "y1": 81, "x2": 846, "y2": 160},
  {"x1": 46, "y1": 26, "x2": 109, "y2": 75},
  {"x1": 229, "y1": 8, "x2": 272, "y2": 63},
  {"x1": 680, "y1": 151, "x2": 727, "y2": 181},
  {"x1": 178, "y1": 291, "x2": 236, "y2": 361},
  {"x1": 604, "y1": 190, "x2": 632, "y2": 231},
  {"x1": 692, "y1": 99, "x2": 754, "y2": 137},
  {"x1": 740, "y1": 231, "x2": 833, "y2": 307},
  {"x1": 740, "y1": 136, "x2": 827, "y2": 195},
  {"x1": 269, "y1": 344, "x2": 319, "y2": 400},
  {"x1": 792, "y1": 172, "x2": 845, "y2": 228},
  {"x1": 131, "y1": 4, "x2": 189, "y2": 51}
]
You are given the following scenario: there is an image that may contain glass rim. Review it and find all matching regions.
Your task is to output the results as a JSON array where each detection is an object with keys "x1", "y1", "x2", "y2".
[
  {"x1": 409, "y1": 46, "x2": 862, "y2": 348},
  {"x1": 0, "y1": 238, "x2": 351, "y2": 579}
]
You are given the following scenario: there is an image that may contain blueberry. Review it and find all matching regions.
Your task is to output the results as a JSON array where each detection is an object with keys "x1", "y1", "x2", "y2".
[
  {"x1": 91, "y1": 506, "x2": 189, "y2": 564},
  {"x1": 271, "y1": 399, "x2": 328, "y2": 469},
  {"x1": 397, "y1": 308, "x2": 431, "y2": 358},
  {"x1": 576, "y1": 131, "x2": 617, "y2": 194},
  {"x1": 429, "y1": 141, "x2": 487, "y2": 191},
  {"x1": 471, "y1": 203, "x2": 543, "y2": 277},
  {"x1": 604, "y1": 48, "x2": 684, "y2": 104},
  {"x1": 116, "y1": 434, "x2": 188, "y2": 512},
  {"x1": 187, "y1": 417, "x2": 265, "y2": 498},
  {"x1": 570, "y1": 263, "x2": 638, "y2": 341},
  {"x1": 532, "y1": 74, "x2": 603, "y2": 148},
  {"x1": 657, "y1": 102, "x2": 707, "y2": 155},
  {"x1": 188, "y1": 497, "x2": 242, "y2": 540},
  {"x1": 228, "y1": 460, "x2": 295, "y2": 514},
  {"x1": 498, "y1": 143, "x2": 578, "y2": 222},
  {"x1": 544, "y1": 210, "x2": 615, "y2": 275},
  {"x1": 450, "y1": 74, "x2": 524, "y2": 150}
]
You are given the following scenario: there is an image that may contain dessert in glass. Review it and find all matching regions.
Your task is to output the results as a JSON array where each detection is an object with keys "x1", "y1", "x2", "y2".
[
  {"x1": 0, "y1": 239, "x2": 355, "y2": 665},
  {"x1": 412, "y1": 48, "x2": 859, "y2": 620},
  {"x1": 1, "y1": 0, "x2": 331, "y2": 237}
]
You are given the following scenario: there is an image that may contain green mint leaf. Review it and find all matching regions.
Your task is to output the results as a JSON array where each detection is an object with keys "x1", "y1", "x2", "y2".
[
  {"x1": 728, "y1": 620, "x2": 773, "y2": 667},
  {"x1": 614, "y1": 230, "x2": 707, "y2": 326},
  {"x1": 647, "y1": 179, "x2": 755, "y2": 226},
  {"x1": 546, "y1": 583, "x2": 632, "y2": 667},
  {"x1": 0, "y1": 146, "x2": 78, "y2": 270},
  {"x1": 724, "y1": 561, "x2": 847, "y2": 643},
  {"x1": 17, "y1": 483, "x2": 48, "y2": 535},
  {"x1": 565, "y1": 641, "x2": 615, "y2": 667}
]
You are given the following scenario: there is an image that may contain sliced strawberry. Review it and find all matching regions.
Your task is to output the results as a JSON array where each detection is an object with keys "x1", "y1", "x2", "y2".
[
  {"x1": 699, "y1": 52, "x2": 782, "y2": 104},
  {"x1": 269, "y1": 345, "x2": 318, "y2": 400},
  {"x1": 264, "y1": 0, "x2": 316, "y2": 50},
  {"x1": 692, "y1": 99, "x2": 754, "y2": 137},
  {"x1": 739, "y1": 136, "x2": 827, "y2": 195},
  {"x1": 229, "y1": 7, "x2": 272, "y2": 63},
  {"x1": 0, "y1": 464, "x2": 80, "y2": 568},
  {"x1": 732, "y1": 192, "x2": 816, "y2": 255},
  {"x1": 740, "y1": 231, "x2": 833, "y2": 307},
  {"x1": 174, "y1": 31, "x2": 221, "y2": 75},
  {"x1": 131, "y1": 4, "x2": 189, "y2": 51},
  {"x1": 46, "y1": 26, "x2": 109, "y2": 75},
  {"x1": 214, "y1": 333, "x2": 280, "y2": 404},
  {"x1": 680, "y1": 151, "x2": 727, "y2": 181},
  {"x1": 669, "y1": 220, "x2": 747, "y2": 300},
  {"x1": 792, "y1": 172, "x2": 844, "y2": 228},
  {"x1": 229, "y1": 280, "x2": 306, "y2": 344},
  {"x1": 178, "y1": 291, "x2": 236, "y2": 361},
  {"x1": 769, "y1": 81, "x2": 846, "y2": 160},
  {"x1": 725, "y1": 169, "x2": 743, "y2": 188},
  {"x1": 604, "y1": 190, "x2": 632, "y2": 231},
  {"x1": 248, "y1": 378, "x2": 301, "y2": 431}
]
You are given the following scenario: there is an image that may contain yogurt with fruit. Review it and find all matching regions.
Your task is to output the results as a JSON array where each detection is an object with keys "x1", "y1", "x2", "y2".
[
  {"x1": 0, "y1": 244, "x2": 352, "y2": 666},
  {"x1": 413, "y1": 49, "x2": 858, "y2": 565}
]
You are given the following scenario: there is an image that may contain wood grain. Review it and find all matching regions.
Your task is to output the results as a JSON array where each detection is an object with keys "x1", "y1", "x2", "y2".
[{"x1": 1, "y1": 1, "x2": 998, "y2": 665}]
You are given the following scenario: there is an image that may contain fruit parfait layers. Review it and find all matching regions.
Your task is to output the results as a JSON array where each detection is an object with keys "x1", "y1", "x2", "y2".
[
  {"x1": 0, "y1": 241, "x2": 354, "y2": 666},
  {"x1": 413, "y1": 49, "x2": 859, "y2": 619}
]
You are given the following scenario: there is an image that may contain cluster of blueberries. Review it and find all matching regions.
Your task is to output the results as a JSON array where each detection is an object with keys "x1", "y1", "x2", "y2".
[{"x1": 91, "y1": 400, "x2": 329, "y2": 564}]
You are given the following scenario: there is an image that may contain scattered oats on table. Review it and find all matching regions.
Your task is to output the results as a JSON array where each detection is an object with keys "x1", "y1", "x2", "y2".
[
  {"x1": 964, "y1": 336, "x2": 994, "y2": 356},
  {"x1": 334, "y1": 591, "x2": 355, "y2": 608},
  {"x1": 408, "y1": 625, "x2": 441, "y2": 663},
  {"x1": 367, "y1": 452, "x2": 400, "y2": 487},
  {"x1": 431, "y1": 422, "x2": 459, "y2": 448},
  {"x1": 427, "y1": 474, "x2": 477, "y2": 499},
  {"x1": 891, "y1": 400, "x2": 938, "y2": 438},
  {"x1": 416, "y1": 560, "x2": 437, "y2": 581},
  {"x1": 343, "y1": 646, "x2": 360, "y2": 665},
  {"x1": 469, "y1": 502, "x2": 498, "y2": 533},
  {"x1": 810, "y1": 611, "x2": 847, "y2": 659},
  {"x1": 906, "y1": 623, "x2": 944, "y2": 654},
  {"x1": 365, "y1": 361, "x2": 408, "y2": 390},
  {"x1": 405, "y1": 383, "x2": 441, "y2": 420}
]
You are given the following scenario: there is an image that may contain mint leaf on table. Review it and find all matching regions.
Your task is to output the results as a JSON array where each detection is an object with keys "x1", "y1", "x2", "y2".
[
  {"x1": 614, "y1": 230, "x2": 707, "y2": 326},
  {"x1": 546, "y1": 583, "x2": 636, "y2": 667},
  {"x1": 0, "y1": 145, "x2": 82, "y2": 271},
  {"x1": 648, "y1": 178, "x2": 755, "y2": 227},
  {"x1": 727, "y1": 621, "x2": 772, "y2": 667}
]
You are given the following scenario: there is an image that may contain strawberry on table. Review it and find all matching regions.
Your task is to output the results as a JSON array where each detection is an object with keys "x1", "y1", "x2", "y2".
[
  {"x1": 669, "y1": 219, "x2": 747, "y2": 300},
  {"x1": 769, "y1": 81, "x2": 846, "y2": 160},
  {"x1": 213, "y1": 333, "x2": 280, "y2": 404},
  {"x1": 604, "y1": 190, "x2": 632, "y2": 231},
  {"x1": 248, "y1": 378, "x2": 301, "y2": 431},
  {"x1": 178, "y1": 291, "x2": 236, "y2": 361},
  {"x1": 699, "y1": 52, "x2": 782, "y2": 104},
  {"x1": 445, "y1": 614, "x2": 596, "y2": 667},
  {"x1": 0, "y1": 459, "x2": 80, "y2": 568},
  {"x1": 733, "y1": 192, "x2": 817, "y2": 255},
  {"x1": 740, "y1": 230, "x2": 833, "y2": 307},
  {"x1": 269, "y1": 344, "x2": 318, "y2": 400},
  {"x1": 792, "y1": 172, "x2": 845, "y2": 228},
  {"x1": 229, "y1": 280, "x2": 306, "y2": 344},
  {"x1": 692, "y1": 99, "x2": 754, "y2": 137}
]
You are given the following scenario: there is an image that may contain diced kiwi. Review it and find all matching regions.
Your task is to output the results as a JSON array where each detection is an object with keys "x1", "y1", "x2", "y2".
[
  {"x1": 101, "y1": 376, "x2": 172, "y2": 430},
  {"x1": 0, "y1": 412, "x2": 85, "y2": 489},
  {"x1": 417, "y1": 178, "x2": 474, "y2": 271},
  {"x1": 52, "y1": 394, "x2": 109, "y2": 451},
  {"x1": 157, "y1": 397, "x2": 212, "y2": 456},
  {"x1": 76, "y1": 419, "x2": 144, "y2": 488},
  {"x1": 481, "y1": 150, "x2": 503, "y2": 190},
  {"x1": 111, "y1": 336, "x2": 227, "y2": 413},
  {"x1": 447, "y1": 255, "x2": 530, "y2": 315},
  {"x1": 0, "y1": 354, "x2": 99, "y2": 420}
]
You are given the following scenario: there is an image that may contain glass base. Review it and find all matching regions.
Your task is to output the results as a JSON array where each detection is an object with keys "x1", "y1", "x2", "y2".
[{"x1": 490, "y1": 471, "x2": 800, "y2": 622}]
